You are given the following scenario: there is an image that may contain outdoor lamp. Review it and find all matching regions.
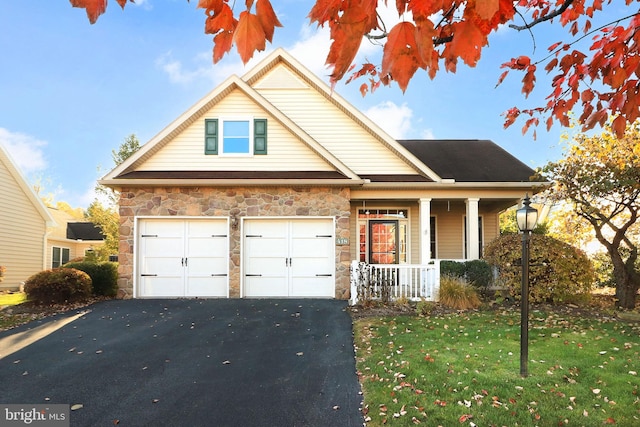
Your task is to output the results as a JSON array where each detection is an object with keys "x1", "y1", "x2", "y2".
[
  {"x1": 516, "y1": 194, "x2": 539, "y2": 233},
  {"x1": 516, "y1": 194, "x2": 538, "y2": 378}
]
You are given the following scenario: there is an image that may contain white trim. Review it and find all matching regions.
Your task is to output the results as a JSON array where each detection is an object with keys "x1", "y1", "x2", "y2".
[
  {"x1": 466, "y1": 198, "x2": 480, "y2": 260},
  {"x1": 419, "y1": 198, "x2": 432, "y2": 264},
  {"x1": 218, "y1": 116, "x2": 254, "y2": 156}
]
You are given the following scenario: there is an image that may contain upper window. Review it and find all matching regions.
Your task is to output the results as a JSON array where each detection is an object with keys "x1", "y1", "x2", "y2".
[
  {"x1": 223, "y1": 120, "x2": 250, "y2": 154},
  {"x1": 205, "y1": 118, "x2": 267, "y2": 156}
]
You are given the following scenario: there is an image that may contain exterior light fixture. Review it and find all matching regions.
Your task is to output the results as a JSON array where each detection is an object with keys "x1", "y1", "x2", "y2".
[{"x1": 516, "y1": 194, "x2": 538, "y2": 377}]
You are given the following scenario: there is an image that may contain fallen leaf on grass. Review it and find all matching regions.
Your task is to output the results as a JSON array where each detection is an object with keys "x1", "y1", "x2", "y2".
[{"x1": 459, "y1": 414, "x2": 473, "y2": 422}]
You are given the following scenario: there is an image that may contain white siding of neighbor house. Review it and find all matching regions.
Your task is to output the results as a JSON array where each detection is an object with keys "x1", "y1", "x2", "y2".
[
  {"x1": 138, "y1": 90, "x2": 334, "y2": 172},
  {"x1": 255, "y1": 85, "x2": 417, "y2": 175},
  {"x1": 0, "y1": 154, "x2": 48, "y2": 289}
]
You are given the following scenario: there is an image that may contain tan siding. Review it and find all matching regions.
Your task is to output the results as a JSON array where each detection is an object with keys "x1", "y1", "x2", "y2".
[
  {"x1": 409, "y1": 204, "x2": 419, "y2": 263},
  {"x1": 139, "y1": 91, "x2": 333, "y2": 172},
  {"x1": 0, "y1": 161, "x2": 47, "y2": 289},
  {"x1": 253, "y1": 67, "x2": 307, "y2": 89},
  {"x1": 433, "y1": 204, "x2": 465, "y2": 260},
  {"x1": 483, "y1": 212, "x2": 500, "y2": 251},
  {"x1": 256, "y1": 89, "x2": 417, "y2": 175}
]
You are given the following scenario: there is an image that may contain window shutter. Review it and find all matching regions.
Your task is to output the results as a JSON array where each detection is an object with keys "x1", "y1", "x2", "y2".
[
  {"x1": 253, "y1": 119, "x2": 267, "y2": 155},
  {"x1": 205, "y1": 119, "x2": 218, "y2": 155}
]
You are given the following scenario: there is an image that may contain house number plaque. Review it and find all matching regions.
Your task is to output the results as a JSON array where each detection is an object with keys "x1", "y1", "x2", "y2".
[{"x1": 336, "y1": 237, "x2": 349, "y2": 245}]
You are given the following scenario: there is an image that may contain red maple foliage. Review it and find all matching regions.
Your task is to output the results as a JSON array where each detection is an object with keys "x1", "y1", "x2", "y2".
[{"x1": 70, "y1": 0, "x2": 640, "y2": 138}]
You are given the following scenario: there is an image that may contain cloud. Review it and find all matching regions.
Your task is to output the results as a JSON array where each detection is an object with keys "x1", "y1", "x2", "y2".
[
  {"x1": 0, "y1": 128, "x2": 48, "y2": 174},
  {"x1": 364, "y1": 102, "x2": 414, "y2": 139},
  {"x1": 155, "y1": 51, "x2": 219, "y2": 85}
]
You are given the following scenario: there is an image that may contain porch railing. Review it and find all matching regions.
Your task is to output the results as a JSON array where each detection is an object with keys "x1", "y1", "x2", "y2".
[{"x1": 349, "y1": 260, "x2": 441, "y2": 305}]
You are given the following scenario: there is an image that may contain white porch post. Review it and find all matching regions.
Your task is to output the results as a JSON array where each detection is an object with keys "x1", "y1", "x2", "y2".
[
  {"x1": 466, "y1": 198, "x2": 480, "y2": 260},
  {"x1": 419, "y1": 198, "x2": 432, "y2": 264}
]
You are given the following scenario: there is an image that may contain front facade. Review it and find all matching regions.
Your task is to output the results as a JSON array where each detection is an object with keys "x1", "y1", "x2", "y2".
[
  {"x1": 101, "y1": 49, "x2": 543, "y2": 300},
  {"x1": 0, "y1": 144, "x2": 55, "y2": 290}
]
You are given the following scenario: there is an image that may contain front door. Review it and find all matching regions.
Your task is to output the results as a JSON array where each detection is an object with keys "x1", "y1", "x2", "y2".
[{"x1": 369, "y1": 220, "x2": 398, "y2": 264}]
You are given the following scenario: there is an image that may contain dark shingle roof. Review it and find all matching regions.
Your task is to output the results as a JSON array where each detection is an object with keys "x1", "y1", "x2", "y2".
[
  {"x1": 398, "y1": 139, "x2": 536, "y2": 182},
  {"x1": 66, "y1": 222, "x2": 105, "y2": 241}
]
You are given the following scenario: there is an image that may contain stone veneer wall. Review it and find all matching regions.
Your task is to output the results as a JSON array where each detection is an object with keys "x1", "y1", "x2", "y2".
[{"x1": 117, "y1": 186, "x2": 352, "y2": 299}]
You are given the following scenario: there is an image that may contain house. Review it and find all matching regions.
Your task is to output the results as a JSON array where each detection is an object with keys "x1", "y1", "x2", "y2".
[
  {"x1": 0, "y1": 144, "x2": 55, "y2": 291},
  {"x1": 100, "y1": 48, "x2": 544, "y2": 300},
  {"x1": 46, "y1": 207, "x2": 105, "y2": 268}
]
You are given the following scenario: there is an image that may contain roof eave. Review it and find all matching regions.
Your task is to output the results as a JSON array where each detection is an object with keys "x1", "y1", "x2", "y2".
[
  {"x1": 360, "y1": 181, "x2": 550, "y2": 190},
  {"x1": 99, "y1": 178, "x2": 366, "y2": 188}
]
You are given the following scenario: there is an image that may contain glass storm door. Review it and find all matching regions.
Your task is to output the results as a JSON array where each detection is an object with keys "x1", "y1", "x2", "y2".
[{"x1": 369, "y1": 220, "x2": 399, "y2": 264}]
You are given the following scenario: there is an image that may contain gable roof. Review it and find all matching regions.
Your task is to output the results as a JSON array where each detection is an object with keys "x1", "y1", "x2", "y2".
[
  {"x1": 100, "y1": 49, "x2": 441, "y2": 187},
  {"x1": 0, "y1": 144, "x2": 55, "y2": 226},
  {"x1": 66, "y1": 222, "x2": 105, "y2": 241},
  {"x1": 99, "y1": 49, "x2": 542, "y2": 190},
  {"x1": 101, "y1": 72, "x2": 363, "y2": 185},
  {"x1": 399, "y1": 139, "x2": 537, "y2": 182}
]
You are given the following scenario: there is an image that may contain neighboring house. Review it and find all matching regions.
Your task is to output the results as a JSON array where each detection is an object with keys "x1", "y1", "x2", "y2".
[
  {"x1": 100, "y1": 48, "x2": 545, "y2": 300},
  {"x1": 0, "y1": 144, "x2": 55, "y2": 291},
  {"x1": 46, "y1": 207, "x2": 105, "y2": 268}
]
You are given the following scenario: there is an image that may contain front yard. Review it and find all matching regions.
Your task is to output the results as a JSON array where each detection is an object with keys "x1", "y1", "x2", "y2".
[{"x1": 353, "y1": 308, "x2": 640, "y2": 426}]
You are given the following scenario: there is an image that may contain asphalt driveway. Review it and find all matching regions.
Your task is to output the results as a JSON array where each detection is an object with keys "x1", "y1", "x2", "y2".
[{"x1": 0, "y1": 299, "x2": 364, "y2": 426}]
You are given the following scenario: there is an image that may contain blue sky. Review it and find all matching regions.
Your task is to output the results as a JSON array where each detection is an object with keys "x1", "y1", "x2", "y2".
[{"x1": 1, "y1": 1, "x2": 614, "y2": 208}]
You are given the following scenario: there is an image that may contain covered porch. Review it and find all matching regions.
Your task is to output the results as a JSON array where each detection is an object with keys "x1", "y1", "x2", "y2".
[{"x1": 347, "y1": 192, "x2": 531, "y2": 304}]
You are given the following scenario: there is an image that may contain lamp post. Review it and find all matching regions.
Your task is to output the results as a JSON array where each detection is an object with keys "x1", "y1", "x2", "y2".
[{"x1": 516, "y1": 194, "x2": 538, "y2": 377}]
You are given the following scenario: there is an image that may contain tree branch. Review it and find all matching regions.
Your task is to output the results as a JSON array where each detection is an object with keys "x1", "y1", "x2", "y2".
[{"x1": 510, "y1": 0, "x2": 575, "y2": 31}]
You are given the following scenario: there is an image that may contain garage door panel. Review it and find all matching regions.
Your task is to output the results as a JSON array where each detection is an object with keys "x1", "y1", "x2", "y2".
[
  {"x1": 142, "y1": 258, "x2": 183, "y2": 276},
  {"x1": 291, "y1": 237, "x2": 332, "y2": 256},
  {"x1": 187, "y1": 220, "x2": 227, "y2": 237},
  {"x1": 290, "y1": 277, "x2": 334, "y2": 297},
  {"x1": 185, "y1": 277, "x2": 227, "y2": 297},
  {"x1": 187, "y1": 237, "x2": 228, "y2": 258},
  {"x1": 142, "y1": 220, "x2": 184, "y2": 236},
  {"x1": 245, "y1": 237, "x2": 287, "y2": 256},
  {"x1": 187, "y1": 256, "x2": 227, "y2": 275},
  {"x1": 243, "y1": 218, "x2": 334, "y2": 298},
  {"x1": 140, "y1": 277, "x2": 183, "y2": 297},
  {"x1": 138, "y1": 219, "x2": 229, "y2": 298},
  {"x1": 290, "y1": 219, "x2": 333, "y2": 235},
  {"x1": 245, "y1": 277, "x2": 288, "y2": 297},
  {"x1": 143, "y1": 238, "x2": 183, "y2": 256}
]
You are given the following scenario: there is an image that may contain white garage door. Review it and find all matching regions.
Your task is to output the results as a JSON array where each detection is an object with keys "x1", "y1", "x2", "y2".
[
  {"x1": 138, "y1": 219, "x2": 228, "y2": 297},
  {"x1": 243, "y1": 218, "x2": 335, "y2": 298}
]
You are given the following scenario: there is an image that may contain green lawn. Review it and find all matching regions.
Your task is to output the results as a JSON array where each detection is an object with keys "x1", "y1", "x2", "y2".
[
  {"x1": 0, "y1": 292, "x2": 26, "y2": 306},
  {"x1": 0, "y1": 292, "x2": 28, "y2": 330},
  {"x1": 354, "y1": 310, "x2": 640, "y2": 426}
]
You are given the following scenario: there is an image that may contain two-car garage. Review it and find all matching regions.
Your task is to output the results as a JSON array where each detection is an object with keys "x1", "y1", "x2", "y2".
[{"x1": 136, "y1": 217, "x2": 335, "y2": 298}]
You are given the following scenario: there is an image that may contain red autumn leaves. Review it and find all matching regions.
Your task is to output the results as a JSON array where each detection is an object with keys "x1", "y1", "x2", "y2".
[{"x1": 69, "y1": 0, "x2": 640, "y2": 138}]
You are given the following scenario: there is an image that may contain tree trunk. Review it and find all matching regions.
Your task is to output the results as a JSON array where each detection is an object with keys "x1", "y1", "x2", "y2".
[{"x1": 611, "y1": 257, "x2": 639, "y2": 309}]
